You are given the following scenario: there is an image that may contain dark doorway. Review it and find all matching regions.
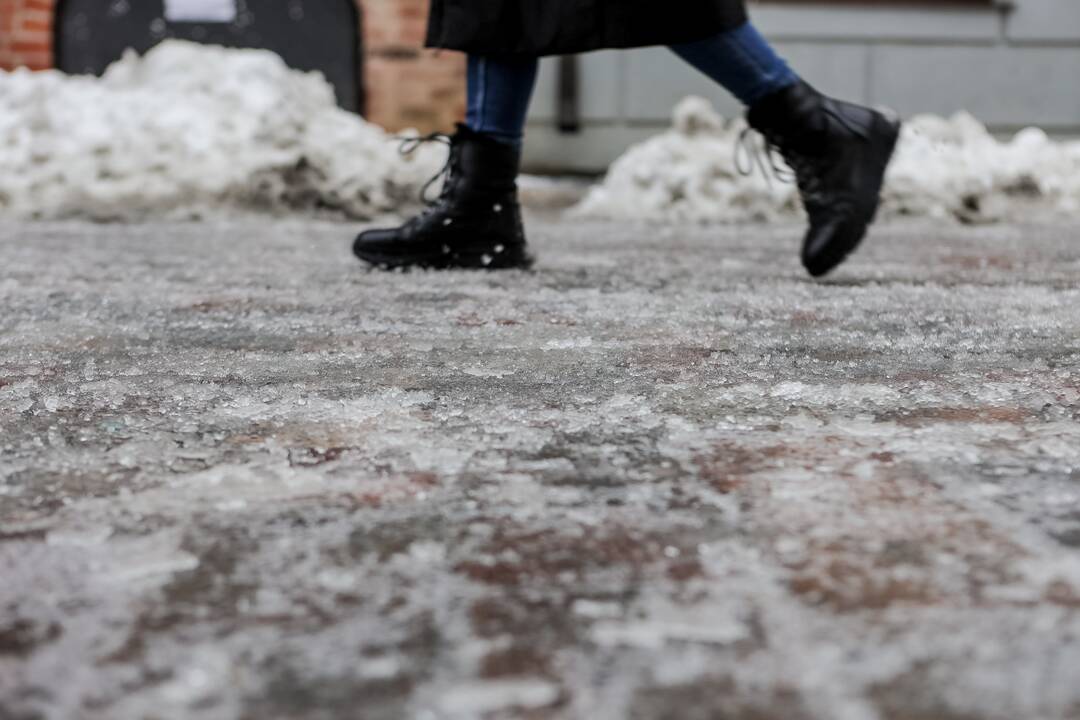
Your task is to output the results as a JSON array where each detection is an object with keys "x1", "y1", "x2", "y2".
[{"x1": 54, "y1": 0, "x2": 364, "y2": 113}]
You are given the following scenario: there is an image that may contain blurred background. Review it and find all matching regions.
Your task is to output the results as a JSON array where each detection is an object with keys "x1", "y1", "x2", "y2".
[{"x1": 2, "y1": 0, "x2": 1079, "y2": 172}]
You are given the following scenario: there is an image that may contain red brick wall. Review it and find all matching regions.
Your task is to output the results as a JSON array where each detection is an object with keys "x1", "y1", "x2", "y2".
[
  {"x1": 360, "y1": 0, "x2": 465, "y2": 133},
  {"x1": 0, "y1": 0, "x2": 54, "y2": 71},
  {"x1": 0, "y1": 0, "x2": 464, "y2": 133}
]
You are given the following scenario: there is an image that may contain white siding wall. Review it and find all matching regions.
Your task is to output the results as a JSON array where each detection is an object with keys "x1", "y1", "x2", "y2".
[{"x1": 524, "y1": 0, "x2": 1080, "y2": 172}]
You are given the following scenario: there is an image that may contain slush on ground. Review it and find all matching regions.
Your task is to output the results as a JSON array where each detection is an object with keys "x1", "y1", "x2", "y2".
[{"x1": 2, "y1": 216, "x2": 1080, "y2": 719}]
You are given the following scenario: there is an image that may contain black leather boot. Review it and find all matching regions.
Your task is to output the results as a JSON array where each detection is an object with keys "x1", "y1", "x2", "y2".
[
  {"x1": 353, "y1": 124, "x2": 533, "y2": 270},
  {"x1": 747, "y1": 81, "x2": 901, "y2": 277}
]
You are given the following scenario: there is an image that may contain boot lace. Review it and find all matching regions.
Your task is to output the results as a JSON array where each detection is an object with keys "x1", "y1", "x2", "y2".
[
  {"x1": 737, "y1": 102, "x2": 872, "y2": 207},
  {"x1": 736, "y1": 127, "x2": 826, "y2": 205},
  {"x1": 735, "y1": 127, "x2": 792, "y2": 186},
  {"x1": 396, "y1": 131, "x2": 455, "y2": 205}
]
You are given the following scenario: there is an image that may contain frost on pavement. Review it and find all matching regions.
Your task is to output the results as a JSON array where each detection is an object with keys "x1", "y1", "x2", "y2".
[
  {"x1": 575, "y1": 96, "x2": 1080, "y2": 224},
  {"x1": 3, "y1": 218, "x2": 1080, "y2": 719},
  {"x1": 0, "y1": 41, "x2": 443, "y2": 221}
]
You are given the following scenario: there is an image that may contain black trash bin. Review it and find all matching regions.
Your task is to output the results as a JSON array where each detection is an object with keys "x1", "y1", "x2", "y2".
[{"x1": 55, "y1": 0, "x2": 364, "y2": 113}]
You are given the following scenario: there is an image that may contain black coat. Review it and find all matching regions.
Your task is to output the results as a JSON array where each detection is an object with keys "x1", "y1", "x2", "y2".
[{"x1": 425, "y1": 0, "x2": 748, "y2": 57}]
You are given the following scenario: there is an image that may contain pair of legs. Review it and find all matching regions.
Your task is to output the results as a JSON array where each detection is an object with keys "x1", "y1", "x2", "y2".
[
  {"x1": 467, "y1": 22, "x2": 799, "y2": 145},
  {"x1": 354, "y1": 21, "x2": 900, "y2": 277}
]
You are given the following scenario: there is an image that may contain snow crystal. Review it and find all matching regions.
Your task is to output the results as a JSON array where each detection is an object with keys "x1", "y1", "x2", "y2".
[
  {"x1": 437, "y1": 680, "x2": 560, "y2": 715},
  {"x1": 0, "y1": 41, "x2": 442, "y2": 221},
  {"x1": 575, "y1": 96, "x2": 1080, "y2": 225},
  {"x1": 591, "y1": 618, "x2": 750, "y2": 648}
]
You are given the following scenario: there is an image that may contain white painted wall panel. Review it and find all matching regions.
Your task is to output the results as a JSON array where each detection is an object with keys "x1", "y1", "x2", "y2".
[
  {"x1": 620, "y1": 42, "x2": 869, "y2": 123},
  {"x1": 871, "y1": 44, "x2": 1080, "y2": 128},
  {"x1": 530, "y1": 52, "x2": 622, "y2": 123},
  {"x1": 1006, "y1": 0, "x2": 1080, "y2": 42},
  {"x1": 748, "y1": 2, "x2": 1001, "y2": 42}
]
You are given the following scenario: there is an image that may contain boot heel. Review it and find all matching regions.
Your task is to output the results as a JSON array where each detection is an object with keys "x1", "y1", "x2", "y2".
[
  {"x1": 867, "y1": 114, "x2": 902, "y2": 223},
  {"x1": 872, "y1": 109, "x2": 902, "y2": 159}
]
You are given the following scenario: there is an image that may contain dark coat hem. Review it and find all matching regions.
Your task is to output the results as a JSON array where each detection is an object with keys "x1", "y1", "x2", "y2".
[{"x1": 425, "y1": 2, "x2": 748, "y2": 58}]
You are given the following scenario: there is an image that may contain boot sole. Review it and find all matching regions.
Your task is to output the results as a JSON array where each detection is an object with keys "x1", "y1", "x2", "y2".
[
  {"x1": 356, "y1": 244, "x2": 535, "y2": 271},
  {"x1": 805, "y1": 114, "x2": 902, "y2": 278}
]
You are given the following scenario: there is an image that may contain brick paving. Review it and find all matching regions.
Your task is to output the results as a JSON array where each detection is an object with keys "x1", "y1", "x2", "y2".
[{"x1": 2, "y1": 217, "x2": 1080, "y2": 719}]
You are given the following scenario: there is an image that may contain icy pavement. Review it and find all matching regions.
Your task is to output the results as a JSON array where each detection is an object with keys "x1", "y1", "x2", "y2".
[{"x1": 2, "y1": 217, "x2": 1080, "y2": 720}]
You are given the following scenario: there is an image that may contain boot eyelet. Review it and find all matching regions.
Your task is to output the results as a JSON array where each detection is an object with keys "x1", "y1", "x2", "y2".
[
  {"x1": 443, "y1": 218, "x2": 454, "y2": 226},
  {"x1": 493, "y1": 203, "x2": 503, "y2": 213},
  {"x1": 494, "y1": 244, "x2": 505, "y2": 254}
]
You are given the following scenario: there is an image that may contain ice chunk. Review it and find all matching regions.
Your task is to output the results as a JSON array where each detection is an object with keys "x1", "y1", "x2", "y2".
[
  {"x1": 0, "y1": 41, "x2": 442, "y2": 221},
  {"x1": 575, "y1": 97, "x2": 1080, "y2": 225}
]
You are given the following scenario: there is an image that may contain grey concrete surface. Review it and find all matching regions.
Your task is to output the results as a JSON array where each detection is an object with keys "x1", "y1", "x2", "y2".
[{"x1": 2, "y1": 216, "x2": 1080, "y2": 720}]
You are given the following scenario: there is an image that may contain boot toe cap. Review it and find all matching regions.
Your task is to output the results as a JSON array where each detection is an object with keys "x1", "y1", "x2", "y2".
[
  {"x1": 353, "y1": 228, "x2": 402, "y2": 261},
  {"x1": 802, "y1": 216, "x2": 868, "y2": 278}
]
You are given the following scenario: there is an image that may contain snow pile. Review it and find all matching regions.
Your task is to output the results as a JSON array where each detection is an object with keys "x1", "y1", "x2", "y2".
[
  {"x1": 575, "y1": 96, "x2": 1080, "y2": 224},
  {"x1": 0, "y1": 41, "x2": 443, "y2": 220}
]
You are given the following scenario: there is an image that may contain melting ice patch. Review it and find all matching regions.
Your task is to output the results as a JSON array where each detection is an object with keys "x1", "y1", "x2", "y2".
[
  {"x1": 0, "y1": 41, "x2": 442, "y2": 220},
  {"x1": 437, "y1": 680, "x2": 560, "y2": 716},
  {"x1": 574, "y1": 96, "x2": 1080, "y2": 225}
]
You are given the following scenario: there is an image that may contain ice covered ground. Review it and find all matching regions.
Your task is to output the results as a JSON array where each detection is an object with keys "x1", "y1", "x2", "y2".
[
  {"x1": 2, "y1": 216, "x2": 1080, "y2": 719},
  {"x1": 576, "y1": 97, "x2": 1080, "y2": 225},
  {"x1": 0, "y1": 41, "x2": 442, "y2": 221}
]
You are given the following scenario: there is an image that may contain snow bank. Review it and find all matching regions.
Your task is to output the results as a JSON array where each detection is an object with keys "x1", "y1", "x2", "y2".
[
  {"x1": 574, "y1": 96, "x2": 1080, "y2": 224},
  {"x1": 0, "y1": 41, "x2": 443, "y2": 221}
]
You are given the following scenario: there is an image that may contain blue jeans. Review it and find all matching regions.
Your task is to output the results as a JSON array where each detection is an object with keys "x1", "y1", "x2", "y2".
[{"x1": 466, "y1": 21, "x2": 797, "y2": 145}]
